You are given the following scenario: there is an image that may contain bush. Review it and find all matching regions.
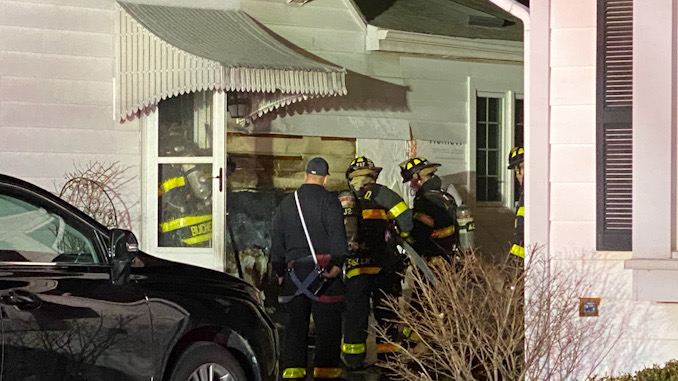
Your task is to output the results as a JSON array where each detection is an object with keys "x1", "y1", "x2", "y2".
[
  {"x1": 376, "y1": 248, "x2": 624, "y2": 380},
  {"x1": 592, "y1": 360, "x2": 678, "y2": 380}
]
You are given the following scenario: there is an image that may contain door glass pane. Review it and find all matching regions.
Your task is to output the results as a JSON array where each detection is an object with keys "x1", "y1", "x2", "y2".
[
  {"x1": 488, "y1": 151, "x2": 498, "y2": 176},
  {"x1": 488, "y1": 124, "x2": 499, "y2": 149},
  {"x1": 477, "y1": 97, "x2": 487, "y2": 120},
  {"x1": 158, "y1": 91, "x2": 213, "y2": 157},
  {"x1": 476, "y1": 177, "x2": 487, "y2": 201},
  {"x1": 477, "y1": 151, "x2": 486, "y2": 176},
  {"x1": 158, "y1": 164, "x2": 213, "y2": 248},
  {"x1": 488, "y1": 98, "x2": 500, "y2": 122},
  {"x1": 477, "y1": 123, "x2": 487, "y2": 148},
  {"x1": 487, "y1": 177, "x2": 499, "y2": 201}
]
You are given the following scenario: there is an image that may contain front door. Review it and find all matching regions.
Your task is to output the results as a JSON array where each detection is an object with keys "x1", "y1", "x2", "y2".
[{"x1": 142, "y1": 90, "x2": 226, "y2": 271}]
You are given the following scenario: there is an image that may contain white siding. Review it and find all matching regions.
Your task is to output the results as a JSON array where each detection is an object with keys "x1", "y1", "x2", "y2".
[
  {"x1": 548, "y1": 0, "x2": 678, "y2": 377},
  {"x1": 243, "y1": 0, "x2": 523, "y2": 202},
  {"x1": 0, "y1": 0, "x2": 142, "y2": 232}
]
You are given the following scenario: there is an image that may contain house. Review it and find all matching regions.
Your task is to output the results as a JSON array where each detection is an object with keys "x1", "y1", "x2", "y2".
[
  {"x1": 0, "y1": 0, "x2": 524, "y2": 272},
  {"x1": 505, "y1": 0, "x2": 678, "y2": 376}
]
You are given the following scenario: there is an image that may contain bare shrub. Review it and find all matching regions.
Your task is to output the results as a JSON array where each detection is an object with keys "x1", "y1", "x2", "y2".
[
  {"x1": 55, "y1": 161, "x2": 134, "y2": 229},
  {"x1": 376, "y1": 247, "x2": 625, "y2": 381}
]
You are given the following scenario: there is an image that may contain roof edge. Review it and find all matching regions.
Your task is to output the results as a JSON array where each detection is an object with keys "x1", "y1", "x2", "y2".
[{"x1": 366, "y1": 25, "x2": 523, "y2": 63}]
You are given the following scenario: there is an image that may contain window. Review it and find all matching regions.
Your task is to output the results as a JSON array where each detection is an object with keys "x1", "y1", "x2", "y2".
[
  {"x1": 476, "y1": 96, "x2": 503, "y2": 202},
  {"x1": 596, "y1": 0, "x2": 633, "y2": 251},
  {"x1": 0, "y1": 193, "x2": 98, "y2": 263}
]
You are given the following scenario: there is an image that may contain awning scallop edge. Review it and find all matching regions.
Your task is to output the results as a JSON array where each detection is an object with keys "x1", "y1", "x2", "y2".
[{"x1": 117, "y1": 2, "x2": 347, "y2": 121}]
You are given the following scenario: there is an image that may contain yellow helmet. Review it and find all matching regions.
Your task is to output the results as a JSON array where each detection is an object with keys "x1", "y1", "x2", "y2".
[
  {"x1": 399, "y1": 157, "x2": 440, "y2": 183},
  {"x1": 507, "y1": 147, "x2": 524, "y2": 169},
  {"x1": 345, "y1": 156, "x2": 382, "y2": 180}
]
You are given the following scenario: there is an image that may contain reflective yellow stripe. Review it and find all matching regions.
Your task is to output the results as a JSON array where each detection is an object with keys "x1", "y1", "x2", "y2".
[
  {"x1": 282, "y1": 368, "x2": 306, "y2": 378},
  {"x1": 313, "y1": 367, "x2": 343, "y2": 378},
  {"x1": 342, "y1": 343, "x2": 366, "y2": 354},
  {"x1": 346, "y1": 266, "x2": 381, "y2": 279},
  {"x1": 160, "y1": 177, "x2": 185, "y2": 193},
  {"x1": 387, "y1": 201, "x2": 408, "y2": 219},
  {"x1": 510, "y1": 244, "x2": 524, "y2": 258},
  {"x1": 431, "y1": 225, "x2": 455, "y2": 238},
  {"x1": 159, "y1": 215, "x2": 212, "y2": 233},
  {"x1": 362, "y1": 209, "x2": 387, "y2": 219},
  {"x1": 517, "y1": 206, "x2": 525, "y2": 217},
  {"x1": 182, "y1": 233, "x2": 212, "y2": 245},
  {"x1": 376, "y1": 342, "x2": 400, "y2": 353}
]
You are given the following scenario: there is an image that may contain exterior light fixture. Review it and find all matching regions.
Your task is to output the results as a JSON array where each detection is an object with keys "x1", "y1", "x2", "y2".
[{"x1": 227, "y1": 92, "x2": 249, "y2": 119}]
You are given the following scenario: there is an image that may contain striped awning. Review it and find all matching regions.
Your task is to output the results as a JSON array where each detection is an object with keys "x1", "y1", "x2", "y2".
[{"x1": 117, "y1": 2, "x2": 347, "y2": 121}]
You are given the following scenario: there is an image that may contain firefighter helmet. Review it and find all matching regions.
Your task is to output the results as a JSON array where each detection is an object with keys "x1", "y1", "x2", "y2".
[
  {"x1": 399, "y1": 157, "x2": 440, "y2": 183},
  {"x1": 507, "y1": 147, "x2": 524, "y2": 169},
  {"x1": 345, "y1": 156, "x2": 382, "y2": 179}
]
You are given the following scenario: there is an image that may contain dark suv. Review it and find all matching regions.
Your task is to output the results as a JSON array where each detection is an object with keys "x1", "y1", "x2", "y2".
[{"x1": 0, "y1": 174, "x2": 278, "y2": 381}]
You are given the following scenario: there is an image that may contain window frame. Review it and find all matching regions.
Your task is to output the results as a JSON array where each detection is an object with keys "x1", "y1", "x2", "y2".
[{"x1": 469, "y1": 88, "x2": 522, "y2": 209}]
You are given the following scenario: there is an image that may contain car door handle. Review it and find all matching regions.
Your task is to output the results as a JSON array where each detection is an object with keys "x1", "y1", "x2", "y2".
[{"x1": 1, "y1": 290, "x2": 41, "y2": 310}]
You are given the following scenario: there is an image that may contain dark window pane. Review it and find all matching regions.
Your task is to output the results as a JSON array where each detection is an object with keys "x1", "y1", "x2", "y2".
[
  {"x1": 476, "y1": 177, "x2": 487, "y2": 201},
  {"x1": 488, "y1": 151, "x2": 498, "y2": 175},
  {"x1": 488, "y1": 124, "x2": 499, "y2": 149},
  {"x1": 515, "y1": 99, "x2": 524, "y2": 148},
  {"x1": 477, "y1": 151, "x2": 487, "y2": 176},
  {"x1": 477, "y1": 124, "x2": 487, "y2": 149},
  {"x1": 487, "y1": 177, "x2": 499, "y2": 201},
  {"x1": 477, "y1": 97, "x2": 487, "y2": 120},
  {"x1": 488, "y1": 98, "x2": 500, "y2": 122},
  {"x1": 515, "y1": 99, "x2": 524, "y2": 124}
]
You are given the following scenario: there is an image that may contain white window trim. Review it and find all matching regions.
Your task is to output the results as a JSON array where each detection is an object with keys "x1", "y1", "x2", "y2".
[
  {"x1": 622, "y1": 0, "x2": 678, "y2": 302},
  {"x1": 468, "y1": 76, "x2": 522, "y2": 210}
]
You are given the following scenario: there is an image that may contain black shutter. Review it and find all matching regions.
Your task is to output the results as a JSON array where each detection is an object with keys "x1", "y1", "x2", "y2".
[{"x1": 597, "y1": 0, "x2": 633, "y2": 250}]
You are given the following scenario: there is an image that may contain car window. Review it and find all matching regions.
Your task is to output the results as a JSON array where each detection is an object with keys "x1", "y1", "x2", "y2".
[{"x1": 0, "y1": 193, "x2": 99, "y2": 264}]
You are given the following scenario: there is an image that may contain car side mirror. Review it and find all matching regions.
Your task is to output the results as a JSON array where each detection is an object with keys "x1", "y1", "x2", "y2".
[{"x1": 110, "y1": 229, "x2": 139, "y2": 285}]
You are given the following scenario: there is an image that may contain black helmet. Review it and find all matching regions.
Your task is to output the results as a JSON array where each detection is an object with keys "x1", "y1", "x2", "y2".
[
  {"x1": 507, "y1": 147, "x2": 524, "y2": 169},
  {"x1": 399, "y1": 157, "x2": 440, "y2": 183},
  {"x1": 346, "y1": 156, "x2": 382, "y2": 180}
]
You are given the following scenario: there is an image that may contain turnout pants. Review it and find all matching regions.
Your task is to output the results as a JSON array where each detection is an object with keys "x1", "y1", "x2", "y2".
[
  {"x1": 281, "y1": 295, "x2": 344, "y2": 379},
  {"x1": 342, "y1": 270, "x2": 402, "y2": 366}
]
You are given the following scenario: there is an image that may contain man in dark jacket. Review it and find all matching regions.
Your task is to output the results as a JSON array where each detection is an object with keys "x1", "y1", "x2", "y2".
[
  {"x1": 507, "y1": 147, "x2": 524, "y2": 261},
  {"x1": 270, "y1": 157, "x2": 348, "y2": 380},
  {"x1": 340, "y1": 157, "x2": 413, "y2": 369}
]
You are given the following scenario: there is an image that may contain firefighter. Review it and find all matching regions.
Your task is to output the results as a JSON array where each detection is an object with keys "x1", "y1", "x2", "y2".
[
  {"x1": 399, "y1": 157, "x2": 460, "y2": 260},
  {"x1": 340, "y1": 157, "x2": 413, "y2": 369},
  {"x1": 508, "y1": 147, "x2": 525, "y2": 261},
  {"x1": 157, "y1": 132, "x2": 212, "y2": 248},
  {"x1": 398, "y1": 157, "x2": 461, "y2": 347},
  {"x1": 271, "y1": 157, "x2": 348, "y2": 380}
]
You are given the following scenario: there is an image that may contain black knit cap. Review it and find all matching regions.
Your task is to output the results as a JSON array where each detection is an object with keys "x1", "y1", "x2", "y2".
[{"x1": 306, "y1": 157, "x2": 330, "y2": 176}]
